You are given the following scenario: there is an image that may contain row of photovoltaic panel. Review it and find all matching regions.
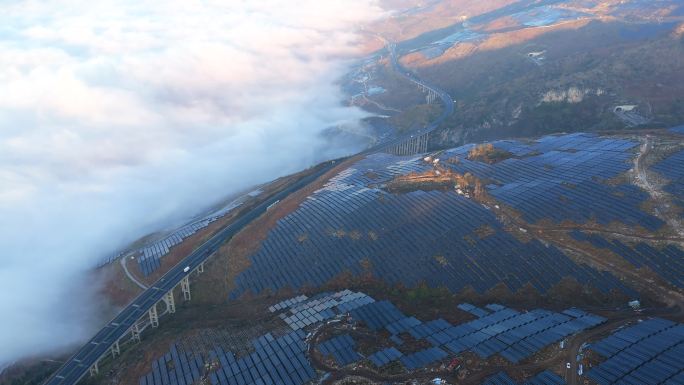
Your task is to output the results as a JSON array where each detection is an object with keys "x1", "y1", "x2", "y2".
[
  {"x1": 399, "y1": 347, "x2": 448, "y2": 370},
  {"x1": 491, "y1": 180, "x2": 661, "y2": 231},
  {"x1": 652, "y1": 149, "x2": 684, "y2": 208},
  {"x1": 588, "y1": 318, "x2": 684, "y2": 384},
  {"x1": 427, "y1": 307, "x2": 604, "y2": 363},
  {"x1": 279, "y1": 291, "x2": 375, "y2": 330},
  {"x1": 350, "y1": 300, "x2": 409, "y2": 332},
  {"x1": 570, "y1": 230, "x2": 684, "y2": 288},
  {"x1": 269, "y1": 295, "x2": 308, "y2": 312},
  {"x1": 137, "y1": 290, "x2": 608, "y2": 385},
  {"x1": 137, "y1": 220, "x2": 211, "y2": 276},
  {"x1": 318, "y1": 329, "x2": 474, "y2": 372},
  {"x1": 138, "y1": 290, "x2": 368, "y2": 385},
  {"x1": 349, "y1": 300, "x2": 605, "y2": 365},
  {"x1": 442, "y1": 134, "x2": 663, "y2": 230},
  {"x1": 240, "y1": 189, "x2": 624, "y2": 292},
  {"x1": 139, "y1": 255, "x2": 162, "y2": 277},
  {"x1": 139, "y1": 344, "x2": 205, "y2": 385},
  {"x1": 317, "y1": 334, "x2": 361, "y2": 366},
  {"x1": 524, "y1": 370, "x2": 567, "y2": 385},
  {"x1": 458, "y1": 303, "x2": 490, "y2": 317},
  {"x1": 230, "y1": 143, "x2": 634, "y2": 299},
  {"x1": 140, "y1": 330, "x2": 315, "y2": 385},
  {"x1": 136, "y1": 197, "x2": 248, "y2": 276},
  {"x1": 212, "y1": 330, "x2": 314, "y2": 385},
  {"x1": 482, "y1": 371, "x2": 517, "y2": 385},
  {"x1": 482, "y1": 370, "x2": 566, "y2": 385},
  {"x1": 367, "y1": 347, "x2": 402, "y2": 367}
]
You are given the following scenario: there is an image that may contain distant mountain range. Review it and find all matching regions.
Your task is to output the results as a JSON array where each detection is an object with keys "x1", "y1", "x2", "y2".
[{"x1": 351, "y1": 0, "x2": 684, "y2": 146}]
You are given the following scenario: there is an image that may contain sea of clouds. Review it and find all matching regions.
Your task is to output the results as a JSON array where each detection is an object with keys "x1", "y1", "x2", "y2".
[{"x1": 0, "y1": 0, "x2": 381, "y2": 367}]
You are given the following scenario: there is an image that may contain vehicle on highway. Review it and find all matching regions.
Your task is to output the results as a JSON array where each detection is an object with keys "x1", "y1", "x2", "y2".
[{"x1": 183, "y1": 266, "x2": 190, "y2": 273}]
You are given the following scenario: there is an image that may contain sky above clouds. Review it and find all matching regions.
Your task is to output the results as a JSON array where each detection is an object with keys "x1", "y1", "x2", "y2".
[{"x1": 0, "y1": 0, "x2": 381, "y2": 366}]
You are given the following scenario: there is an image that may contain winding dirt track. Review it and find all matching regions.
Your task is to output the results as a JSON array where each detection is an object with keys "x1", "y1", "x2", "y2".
[{"x1": 120, "y1": 254, "x2": 148, "y2": 290}]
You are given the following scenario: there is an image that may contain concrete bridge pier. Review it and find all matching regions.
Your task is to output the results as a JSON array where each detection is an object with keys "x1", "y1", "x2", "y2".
[
  {"x1": 181, "y1": 275, "x2": 191, "y2": 301},
  {"x1": 149, "y1": 304, "x2": 159, "y2": 327},
  {"x1": 111, "y1": 340, "x2": 120, "y2": 359},
  {"x1": 420, "y1": 133, "x2": 429, "y2": 153},
  {"x1": 131, "y1": 323, "x2": 141, "y2": 342},
  {"x1": 386, "y1": 131, "x2": 430, "y2": 156},
  {"x1": 89, "y1": 361, "x2": 99, "y2": 377},
  {"x1": 198, "y1": 262, "x2": 204, "y2": 274},
  {"x1": 163, "y1": 290, "x2": 176, "y2": 313}
]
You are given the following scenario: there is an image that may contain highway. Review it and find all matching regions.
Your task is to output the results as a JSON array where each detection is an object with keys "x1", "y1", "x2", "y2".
[
  {"x1": 43, "y1": 161, "x2": 343, "y2": 385},
  {"x1": 386, "y1": 41, "x2": 454, "y2": 134},
  {"x1": 44, "y1": 39, "x2": 455, "y2": 385}
]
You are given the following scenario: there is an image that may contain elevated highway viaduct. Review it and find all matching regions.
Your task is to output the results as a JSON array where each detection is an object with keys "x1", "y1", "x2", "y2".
[{"x1": 44, "y1": 38, "x2": 455, "y2": 385}]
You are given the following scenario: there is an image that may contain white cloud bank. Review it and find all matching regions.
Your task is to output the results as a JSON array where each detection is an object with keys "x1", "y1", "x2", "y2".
[{"x1": 0, "y1": 0, "x2": 381, "y2": 367}]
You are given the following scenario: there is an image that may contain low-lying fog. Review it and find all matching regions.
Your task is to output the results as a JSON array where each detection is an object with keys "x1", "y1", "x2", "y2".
[{"x1": 0, "y1": 0, "x2": 381, "y2": 367}]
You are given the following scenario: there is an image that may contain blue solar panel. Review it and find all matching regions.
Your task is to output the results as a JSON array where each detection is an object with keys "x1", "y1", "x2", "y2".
[
  {"x1": 386, "y1": 316, "x2": 422, "y2": 334},
  {"x1": 317, "y1": 334, "x2": 361, "y2": 366},
  {"x1": 588, "y1": 318, "x2": 684, "y2": 384},
  {"x1": 653, "y1": 149, "x2": 684, "y2": 209},
  {"x1": 140, "y1": 330, "x2": 314, "y2": 385},
  {"x1": 350, "y1": 300, "x2": 407, "y2": 331},
  {"x1": 399, "y1": 347, "x2": 448, "y2": 370},
  {"x1": 524, "y1": 370, "x2": 566, "y2": 385},
  {"x1": 482, "y1": 371, "x2": 517, "y2": 385},
  {"x1": 368, "y1": 347, "x2": 403, "y2": 367},
  {"x1": 458, "y1": 303, "x2": 490, "y2": 317},
  {"x1": 571, "y1": 230, "x2": 684, "y2": 288},
  {"x1": 443, "y1": 134, "x2": 661, "y2": 231},
  {"x1": 229, "y1": 136, "x2": 636, "y2": 299},
  {"x1": 669, "y1": 125, "x2": 684, "y2": 135}
]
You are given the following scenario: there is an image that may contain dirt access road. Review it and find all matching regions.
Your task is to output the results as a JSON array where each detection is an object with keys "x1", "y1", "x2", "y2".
[{"x1": 633, "y1": 134, "x2": 684, "y2": 239}]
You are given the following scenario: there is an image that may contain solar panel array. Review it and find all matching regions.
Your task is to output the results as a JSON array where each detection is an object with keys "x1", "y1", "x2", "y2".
[
  {"x1": 523, "y1": 370, "x2": 567, "y2": 385},
  {"x1": 139, "y1": 290, "x2": 375, "y2": 385},
  {"x1": 350, "y1": 300, "x2": 406, "y2": 331},
  {"x1": 588, "y1": 318, "x2": 684, "y2": 385},
  {"x1": 669, "y1": 125, "x2": 684, "y2": 135},
  {"x1": 348, "y1": 300, "x2": 605, "y2": 365},
  {"x1": 278, "y1": 290, "x2": 375, "y2": 330},
  {"x1": 652, "y1": 149, "x2": 684, "y2": 209},
  {"x1": 213, "y1": 331, "x2": 314, "y2": 385},
  {"x1": 442, "y1": 133, "x2": 663, "y2": 230},
  {"x1": 570, "y1": 230, "x2": 684, "y2": 288},
  {"x1": 139, "y1": 330, "x2": 316, "y2": 385},
  {"x1": 137, "y1": 217, "x2": 229, "y2": 276},
  {"x1": 436, "y1": 307, "x2": 605, "y2": 363},
  {"x1": 230, "y1": 137, "x2": 635, "y2": 299},
  {"x1": 137, "y1": 197, "x2": 249, "y2": 276},
  {"x1": 98, "y1": 189, "x2": 257, "y2": 270},
  {"x1": 482, "y1": 370, "x2": 567, "y2": 385},
  {"x1": 483, "y1": 371, "x2": 517, "y2": 385},
  {"x1": 458, "y1": 303, "x2": 490, "y2": 318},
  {"x1": 136, "y1": 291, "x2": 612, "y2": 383},
  {"x1": 399, "y1": 347, "x2": 448, "y2": 370},
  {"x1": 367, "y1": 347, "x2": 403, "y2": 367},
  {"x1": 139, "y1": 343, "x2": 203, "y2": 385},
  {"x1": 317, "y1": 334, "x2": 361, "y2": 366},
  {"x1": 390, "y1": 335, "x2": 404, "y2": 345},
  {"x1": 269, "y1": 295, "x2": 308, "y2": 313}
]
